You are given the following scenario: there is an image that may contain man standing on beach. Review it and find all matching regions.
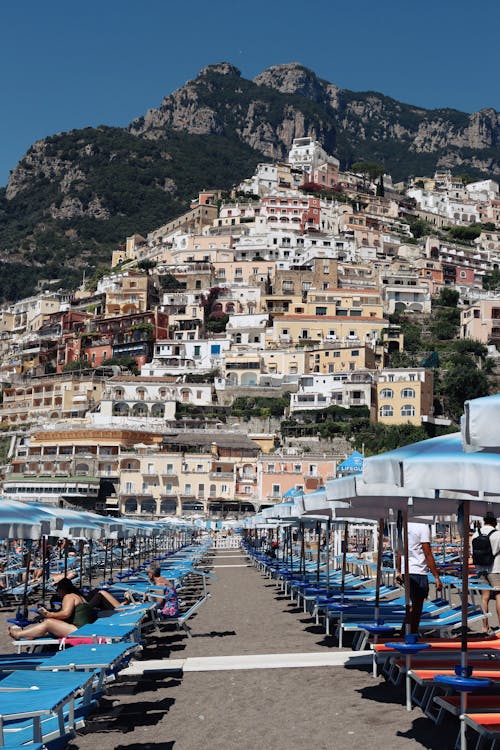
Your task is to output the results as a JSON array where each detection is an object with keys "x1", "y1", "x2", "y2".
[
  {"x1": 472, "y1": 512, "x2": 500, "y2": 635},
  {"x1": 396, "y1": 522, "x2": 443, "y2": 634}
]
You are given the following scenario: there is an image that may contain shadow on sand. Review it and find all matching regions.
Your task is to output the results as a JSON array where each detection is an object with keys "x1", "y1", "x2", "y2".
[
  {"x1": 80, "y1": 694, "x2": 176, "y2": 734},
  {"x1": 191, "y1": 629, "x2": 237, "y2": 638}
]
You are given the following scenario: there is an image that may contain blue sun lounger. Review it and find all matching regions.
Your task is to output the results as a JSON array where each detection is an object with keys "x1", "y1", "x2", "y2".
[
  {"x1": 0, "y1": 669, "x2": 96, "y2": 746},
  {"x1": 343, "y1": 606, "x2": 486, "y2": 650}
]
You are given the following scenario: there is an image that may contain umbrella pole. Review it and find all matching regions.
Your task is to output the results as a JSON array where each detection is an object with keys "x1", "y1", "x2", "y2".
[
  {"x1": 109, "y1": 540, "x2": 114, "y2": 582},
  {"x1": 20, "y1": 546, "x2": 31, "y2": 621},
  {"x1": 459, "y1": 499, "x2": 471, "y2": 750},
  {"x1": 326, "y1": 519, "x2": 331, "y2": 595},
  {"x1": 88, "y1": 540, "x2": 93, "y2": 590},
  {"x1": 316, "y1": 521, "x2": 321, "y2": 585},
  {"x1": 41, "y1": 536, "x2": 47, "y2": 605},
  {"x1": 64, "y1": 541, "x2": 68, "y2": 577},
  {"x1": 339, "y1": 521, "x2": 349, "y2": 649},
  {"x1": 79, "y1": 541, "x2": 84, "y2": 587},
  {"x1": 340, "y1": 521, "x2": 348, "y2": 598},
  {"x1": 373, "y1": 517, "x2": 384, "y2": 678},
  {"x1": 300, "y1": 522, "x2": 305, "y2": 576},
  {"x1": 103, "y1": 540, "x2": 108, "y2": 584},
  {"x1": 403, "y1": 510, "x2": 412, "y2": 712}
]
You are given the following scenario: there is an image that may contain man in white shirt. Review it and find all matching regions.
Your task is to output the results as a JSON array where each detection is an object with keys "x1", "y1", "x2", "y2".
[
  {"x1": 474, "y1": 512, "x2": 500, "y2": 634},
  {"x1": 396, "y1": 522, "x2": 442, "y2": 634}
]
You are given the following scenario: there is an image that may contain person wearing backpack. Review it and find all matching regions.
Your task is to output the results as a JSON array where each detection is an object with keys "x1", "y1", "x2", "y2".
[{"x1": 472, "y1": 512, "x2": 500, "y2": 635}]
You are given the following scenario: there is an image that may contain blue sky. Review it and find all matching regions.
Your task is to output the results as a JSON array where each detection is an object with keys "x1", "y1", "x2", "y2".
[{"x1": 1, "y1": 0, "x2": 499, "y2": 186}]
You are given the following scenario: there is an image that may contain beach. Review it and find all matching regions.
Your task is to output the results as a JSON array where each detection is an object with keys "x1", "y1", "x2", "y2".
[{"x1": 0, "y1": 547, "x2": 459, "y2": 749}]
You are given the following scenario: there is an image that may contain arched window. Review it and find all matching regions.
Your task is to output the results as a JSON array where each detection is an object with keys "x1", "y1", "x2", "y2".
[
  {"x1": 151, "y1": 404, "x2": 165, "y2": 417},
  {"x1": 401, "y1": 404, "x2": 415, "y2": 417},
  {"x1": 132, "y1": 402, "x2": 148, "y2": 417},
  {"x1": 136, "y1": 388, "x2": 146, "y2": 401},
  {"x1": 379, "y1": 405, "x2": 394, "y2": 417},
  {"x1": 380, "y1": 388, "x2": 394, "y2": 399},
  {"x1": 235, "y1": 333, "x2": 242, "y2": 344},
  {"x1": 401, "y1": 388, "x2": 415, "y2": 398},
  {"x1": 113, "y1": 402, "x2": 129, "y2": 416}
]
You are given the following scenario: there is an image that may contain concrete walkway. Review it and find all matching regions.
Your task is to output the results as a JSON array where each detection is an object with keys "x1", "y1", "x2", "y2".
[{"x1": 68, "y1": 548, "x2": 457, "y2": 750}]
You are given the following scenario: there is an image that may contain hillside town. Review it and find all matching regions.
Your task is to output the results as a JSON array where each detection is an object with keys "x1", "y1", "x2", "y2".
[{"x1": 1, "y1": 137, "x2": 499, "y2": 520}]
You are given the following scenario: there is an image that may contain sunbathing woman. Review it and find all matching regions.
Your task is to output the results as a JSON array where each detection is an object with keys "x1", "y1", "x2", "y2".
[{"x1": 7, "y1": 577, "x2": 96, "y2": 640}]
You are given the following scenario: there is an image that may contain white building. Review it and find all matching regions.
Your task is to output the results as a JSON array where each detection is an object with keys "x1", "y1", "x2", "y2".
[
  {"x1": 98, "y1": 376, "x2": 214, "y2": 421},
  {"x1": 141, "y1": 339, "x2": 231, "y2": 376},
  {"x1": 226, "y1": 314, "x2": 269, "y2": 349},
  {"x1": 287, "y1": 137, "x2": 339, "y2": 174},
  {"x1": 289, "y1": 372, "x2": 372, "y2": 412}
]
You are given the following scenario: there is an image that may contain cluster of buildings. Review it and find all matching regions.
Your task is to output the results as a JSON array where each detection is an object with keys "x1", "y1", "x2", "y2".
[{"x1": 1, "y1": 138, "x2": 499, "y2": 518}]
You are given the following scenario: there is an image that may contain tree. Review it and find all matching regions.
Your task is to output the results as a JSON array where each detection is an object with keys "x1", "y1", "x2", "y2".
[
  {"x1": 437, "y1": 287, "x2": 459, "y2": 308},
  {"x1": 351, "y1": 162, "x2": 384, "y2": 182},
  {"x1": 442, "y1": 353, "x2": 490, "y2": 422},
  {"x1": 159, "y1": 273, "x2": 184, "y2": 290},
  {"x1": 430, "y1": 307, "x2": 460, "y2": 340},
  {"x1": 137, "y1": 259, "x2": 156, "y2": 273},
  {"x1": 483, "y1": 268, "x2": 500, "y2": 291}
]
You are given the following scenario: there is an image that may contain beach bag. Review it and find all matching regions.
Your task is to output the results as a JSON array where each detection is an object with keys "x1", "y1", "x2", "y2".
[{"x1": 472, "y1": 530, "x2": 497, "y2": 567}]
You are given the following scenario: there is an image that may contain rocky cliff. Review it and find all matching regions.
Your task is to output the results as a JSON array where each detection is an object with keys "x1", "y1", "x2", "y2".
[{"x1": 1, "y1": 61, "x2": 500, "y2": 301}]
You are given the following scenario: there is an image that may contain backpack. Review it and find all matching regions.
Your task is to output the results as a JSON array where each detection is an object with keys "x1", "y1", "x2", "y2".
[{"x1": 472, "y1": 530, "x2": 498, "y2": 568}]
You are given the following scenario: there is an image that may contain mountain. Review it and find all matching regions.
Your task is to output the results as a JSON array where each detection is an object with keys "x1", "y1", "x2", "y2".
[{"x1": 1, "y1": 61, "x2": 500, "y2": 301}]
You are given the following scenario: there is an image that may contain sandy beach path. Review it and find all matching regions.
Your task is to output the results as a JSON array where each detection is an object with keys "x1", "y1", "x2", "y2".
[{"x1": 59, "y1": 547, "x2": 459, "y2": 749}]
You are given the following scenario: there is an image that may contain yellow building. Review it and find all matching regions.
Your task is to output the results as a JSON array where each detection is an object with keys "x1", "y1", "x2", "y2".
[
  {"x1": 104, "y1": 271, "x2": 153, "y2": 316},
  {"x1": 305, "y1": 342, "x2": 377, "y2": 374},
  {"x1": 260, "y1": 348, "x2": 307, "y2": 377},
  {"x1": 0, "y1": 373, "x2": 107, "y2": 428},
  {"x1": 373, "y1": 368, "x2": 434, "y2": 425},
  {"x1": 269, "y1": 314, "x2": 388, "y2": 348}
]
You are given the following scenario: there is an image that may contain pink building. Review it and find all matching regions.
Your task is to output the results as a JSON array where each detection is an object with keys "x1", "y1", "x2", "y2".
[{"x1": 259, "y1": 455, "x2": 339, "y2": 505}]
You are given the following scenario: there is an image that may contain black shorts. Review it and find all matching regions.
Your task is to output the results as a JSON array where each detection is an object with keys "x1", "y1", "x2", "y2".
[{"x1": 404, "y1": 573, "x2": 429, "y2": 600}]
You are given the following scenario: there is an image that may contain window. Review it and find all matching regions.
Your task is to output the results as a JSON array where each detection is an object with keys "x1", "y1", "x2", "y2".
[
  {"x1": 379, "y1": 405, "x2": 394, "y2": 417},
  {"x1": 272, "y1": 484, "x2": 280, "y2": 497},
  {"x1": 267, "y1": 464, "x2": 275, "y2": 472},
  {"x1": 194, "y1": 346, "x2": 201, "y2": 358},
  {"x1": 294, "y1": 464, "x2": 301, "y2": 473},
  {"x1": 184, "y1": 484, "x2": 192, "y2": 495},
  {"x1": 401, "y1": 388, "x2": 415, "y2": 398},
  {"x1": 401, "y1": 404, "x2": 415, "y2": 417},
  {"x1": 315, "y1": 307, "x2": 327, "y2": 316},
  {"x1": 351, "y1": 350, "x2": 359, "y2": 357},
  {"x1": 300, "y1": 330, "x2": 309, "y2": 339},
  {"x1": 380, "y1": 388, "x2": 393, "y2": 398},
  {"x1": 211, "y1": 344, "x2": 221, "y2": 355}
]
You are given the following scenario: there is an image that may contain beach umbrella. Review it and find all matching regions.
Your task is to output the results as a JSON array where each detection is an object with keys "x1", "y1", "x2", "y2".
[
  {"x1": 462, "y1": 393, "x2": 500, "y2": 452},
  {"x1": 0, "y1": 497, "x2": 62, "y2": 538},
  {"x1": 0, "y1": 501, "x2": 43, "y2": 540},
  {"x1": 24, "y1": 503, "x2": 104, "y2": 540},
  {"x1": 360, "y1": 399, "x2": 500, "y2": 747}
]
